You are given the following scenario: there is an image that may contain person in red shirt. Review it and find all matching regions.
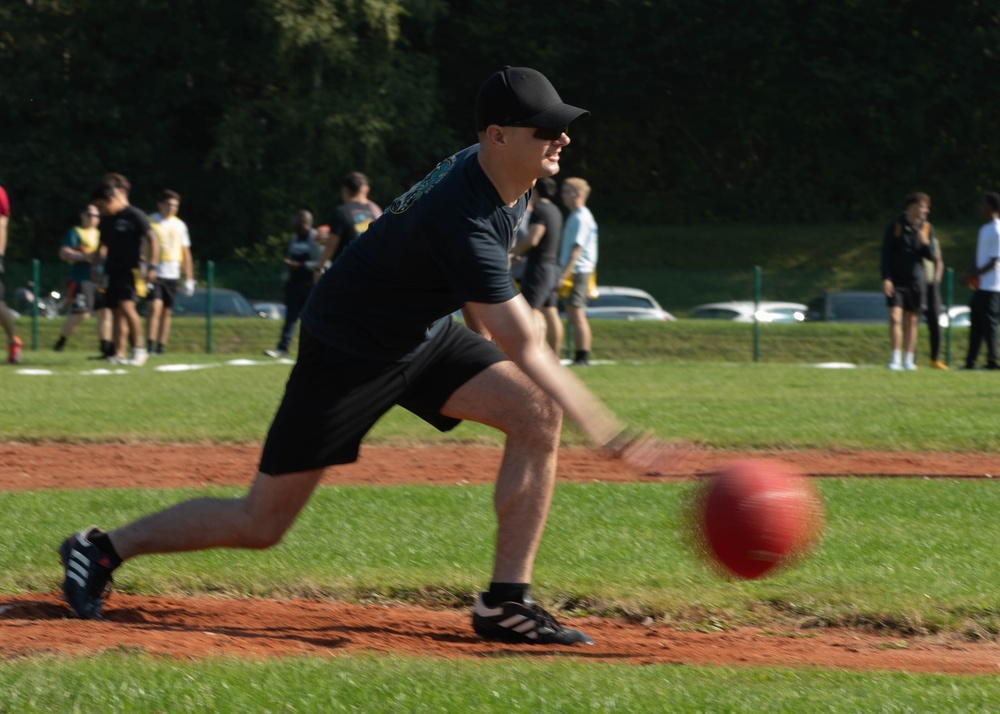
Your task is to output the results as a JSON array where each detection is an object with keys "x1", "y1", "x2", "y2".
[{"x1": 0, "y1": 185, "x2": 22, "y2": 364}]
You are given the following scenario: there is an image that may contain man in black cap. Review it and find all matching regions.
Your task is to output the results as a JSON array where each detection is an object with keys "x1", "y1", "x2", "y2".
[{"x1": 59, "y1": 67, "x2": 655, "y2": 645}]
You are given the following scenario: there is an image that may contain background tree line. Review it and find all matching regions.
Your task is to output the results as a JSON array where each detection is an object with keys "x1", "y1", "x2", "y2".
[{"x1": 2, "y1": 0, "x2": 999, "y2": 264}]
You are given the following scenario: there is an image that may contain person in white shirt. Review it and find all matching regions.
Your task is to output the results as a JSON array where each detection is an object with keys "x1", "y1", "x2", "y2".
[
  {"x1": 962, "y1": 192, "x2": 1000, "y2": 369},
  {"x1": 147, "y1": 189, "x2": 195, "y2": 355},
  {"x1": 558, "y1": 177, "x2": 598, "y2": 366}
]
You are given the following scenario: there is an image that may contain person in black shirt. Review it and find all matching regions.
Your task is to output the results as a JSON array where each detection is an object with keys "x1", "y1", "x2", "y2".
[
  {"x1": 264, "y1": 210, "x2": 321, "y2": 358},
  {"x1": 60, "y1": 67, "x2": 666, "y2": 646},
  {"x1": 91, "y1": 183, "x2": 158, "y2": 366},
  {"x1": 511, "y1": 176, "x2": 564, "y2": 351},
  {"x1": 881, "y1": 192, "x2": 936, "y2": 370},
  {"x1": 315, "y1": 172, "x2": 380, "y2": 274}
]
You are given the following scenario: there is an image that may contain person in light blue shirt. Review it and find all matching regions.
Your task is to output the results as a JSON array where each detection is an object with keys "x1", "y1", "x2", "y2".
[{"x1": 558, "y1": 177, "x2": 598, "y2": 365}]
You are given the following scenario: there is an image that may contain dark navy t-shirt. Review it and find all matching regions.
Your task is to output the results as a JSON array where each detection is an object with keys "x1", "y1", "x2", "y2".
[
  {"x1": 302, "y1": 145, "x2": 524, "y2": 361},
  {"x1": 99, "y1": 205, "x2": 151, "y2": 272},
  {"x1": 525, "y1": 199, "x2": 563, "y2": 266}
]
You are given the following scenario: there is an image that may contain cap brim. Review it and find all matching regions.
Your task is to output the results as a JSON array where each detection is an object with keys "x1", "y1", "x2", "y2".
[{"x1": 520, "y1": 103, "x2": 590, "y2": 129}]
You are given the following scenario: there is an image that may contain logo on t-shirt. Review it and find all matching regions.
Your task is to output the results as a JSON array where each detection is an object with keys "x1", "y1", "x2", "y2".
[{"x1": 389, "y1": 155, "x2": 454, "y2": 215}]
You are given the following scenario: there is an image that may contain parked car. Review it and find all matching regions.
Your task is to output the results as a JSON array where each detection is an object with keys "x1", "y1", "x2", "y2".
[
  {"x1": 936, "y1": 305, "x2": 970, "y2": 328},
  {"x1": 252, "y1": 301, "x2": 286, "y2": 321},
  {"x1": 171, "y1": 288, "x2": 258, "y2": 317},
  {"x1": 578, "y1": 286, "x2": 676, "y2": 322},
  {"x1": 806, "y1": 291, "x2": 887, "y2": 323},
  {"x1": 689, "y1": 300, "x2": 807, "y2": 324}
]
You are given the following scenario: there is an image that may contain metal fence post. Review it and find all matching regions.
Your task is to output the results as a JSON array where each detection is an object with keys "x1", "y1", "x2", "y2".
[
  {"x1": 206, "y1": 260, "x2": 215, "y2": 354},
  {"x1": 752, "y1": 265, "x2": 762, "y2": 363},
  {"x1": 31, "y1": 259, "x2": 40, "y2": 351},
  {"x1": 944, "y1": 266, "x2": 954, "y2": 366}
]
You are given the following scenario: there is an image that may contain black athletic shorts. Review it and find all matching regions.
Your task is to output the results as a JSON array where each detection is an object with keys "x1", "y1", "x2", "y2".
[
  {"x1": 887, "y1": 284, "x2": 925, "y2": 313},
  {"x1": 258, "y1": 318, "x2": 509, "y2": 476},
  {"x1": 520, "y1": 261, "x2": 560, "y2": 310},
  {"x1": 151, "y1": 278, "x2": 178, "y2": 308},
  {"x1": 104, "y1": 269, "x2": 138, "y2": 309}
]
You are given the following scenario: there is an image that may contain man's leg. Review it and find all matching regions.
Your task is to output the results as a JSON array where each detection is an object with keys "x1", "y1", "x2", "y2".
[
  {"x1": 565, "y1": 305, "x2": 591, "y2": 363},
  {"x1": 110, "y1": 469, "x2": 326, "y2": 559},
  {"x1": 984, "y1": 292, "x2": 1000, "y2": 368},
  {"x1": 60, "y1": 468, "x2": 325, "y2": 619},
  {"x1": 966, "y1": 294, "x2": 984, "y2": 368},
  {"x1": 903, "y1": 310, "x2": 919, "y2": 369},
  {"x1": 887, "y1": 305, "x2": 903, "y2": 368},
  {"x1": 542, "y1": 306, "x2": 562, "y2": 354},
  {"x1": 158, "y1": 307, "x2": 173, "y2": 350},
  {"x1": 147, "y1": 299, "x2": 164, "y2": 351},
  {"x1": 440, "y1": 360, "x2": 561, "y2": 584}
]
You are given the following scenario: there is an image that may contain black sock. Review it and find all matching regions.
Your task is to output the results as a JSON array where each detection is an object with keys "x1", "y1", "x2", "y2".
[
  {"x1": 156, "y1": 342, "x2": 165, "y2": 354},
  {"x1": 54, "y1": 336, "x2": 66, "y2": 350},
  {"x1": 482, "y1": 582, "x2": 530, "y2": 607},
  {"x1": 575, "y1": 350, "x2": 589, "y2": 363},
  {"x1": 100, "y1": 340, "x2": 114, "y2": 357},
  {"x1": 147, "y1": 339, "x2": 155, "y2": 352},
  {"x1": 88, "y1": 532, "x2": 124, "y2": 570}
]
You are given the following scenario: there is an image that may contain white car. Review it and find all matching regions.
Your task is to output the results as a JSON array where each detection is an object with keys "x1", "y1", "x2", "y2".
[
  {"x1": 581, "y1": 286, "x2": 676, "y2": 322},
  {"x1": 938, "y1": 305, "x2": 970, "y2": 328},
  {"x1": 689, "y1": 300, "x2": 807, "y2": 324}
]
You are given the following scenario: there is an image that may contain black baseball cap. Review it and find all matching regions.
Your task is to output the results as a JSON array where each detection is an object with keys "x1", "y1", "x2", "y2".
[{"x1": 474, "y1": 66, "x2": 589, "y2": 131}]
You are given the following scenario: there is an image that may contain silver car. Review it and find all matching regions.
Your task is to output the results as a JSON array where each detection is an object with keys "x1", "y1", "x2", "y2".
[
  {"x1": 689, "y1": 300, "x2": 807, "y2": 323},
  {"x1": 581, "y1": 286, "x2": 676, "y2": 322}
]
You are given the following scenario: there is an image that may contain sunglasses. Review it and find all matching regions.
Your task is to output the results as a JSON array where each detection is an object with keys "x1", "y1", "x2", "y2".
[{"x1": 531, "y1": 125, "x2": 568, "y2": 141}]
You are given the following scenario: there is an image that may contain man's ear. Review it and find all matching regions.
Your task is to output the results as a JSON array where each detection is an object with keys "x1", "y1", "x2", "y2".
[{"x1": 483, "y1": 125, "x2": 507, "y2": 147}]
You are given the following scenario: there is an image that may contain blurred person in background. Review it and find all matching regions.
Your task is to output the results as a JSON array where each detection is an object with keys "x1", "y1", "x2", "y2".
[
  {"x1": 147, "y1": 189, "x2": 195, "y2": 355},
  {"x1": 90, "y1": 182, "x2": 159, "y2": 366},
  {"x1": 881, "y1": 192, "x2": 936, "y2": 371},
  {"x1": 264, "y1": 209, "x2": 320, "y2": 358},
  {"x1": 921, "y1": 209, "x2": 946, "y2": 370},
  {"x1": 317, "y1": 172, "x2": 379, "y2": 275},
  {"x1": 511, "y1": 176, "x2": 563, "y2": 351},
  {"x1": 558, "y1": 177, "x2": 598, "y2": 366},
  {"x1": 0, "y1": 183, "x2": 21, "y2": 364},
  {"x1": 962, "y1": 192, "x2": 1000, "y2": 370},
  {"x1": 54, "y1": 205, "x2": 102, "y2": 352}
]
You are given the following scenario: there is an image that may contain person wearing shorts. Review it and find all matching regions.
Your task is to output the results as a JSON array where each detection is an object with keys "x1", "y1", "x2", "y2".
[
  {"x1": 511, "y1": 176, "x2": 563, "y2": 352},
  {"x1": 558, "y1": 177, "x2": 598, "y2": 366},
  {"x1": 147, "y1": 189, "x2": 195, "y2": 355},
  {"x1": 59, "y1": 66, "x2": 658, "y2": 646},
  {"x1": 881, "y1": 192, "x2": 936, "y2": 371},
  {"x1": 54, "y1": 205, "x2": 102, "y2": 351},
  {"x1": 91, "y1": 183, "x2": 159, "y2": 366}
]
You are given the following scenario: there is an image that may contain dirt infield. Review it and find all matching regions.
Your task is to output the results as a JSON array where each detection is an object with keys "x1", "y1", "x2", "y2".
[{"x1": 2, "y1": 443, "x2": 999, "y2": 674}]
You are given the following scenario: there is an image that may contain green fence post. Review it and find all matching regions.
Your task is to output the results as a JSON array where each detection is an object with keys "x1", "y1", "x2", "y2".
[
  {"x1": 206, "y1": 260, "x2": 214, "y2": 354},
  {"x1": 752, "y1": 265, "x2": 762, "y2": 363},
  {"x1": 943, "y1": 266, "x2": 954, "y2": 366},
  {"x1": 31, "y1": 259, "x2": 40, "y2": 351}
]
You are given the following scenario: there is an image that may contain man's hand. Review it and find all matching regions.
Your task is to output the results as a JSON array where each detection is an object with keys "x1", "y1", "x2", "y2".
[
  {"x1": 882, "y1": 278, "x2": 894, "y2": 298},
  {"x1": 603, "y1": 427, "x2": 693, "y2": 476}
]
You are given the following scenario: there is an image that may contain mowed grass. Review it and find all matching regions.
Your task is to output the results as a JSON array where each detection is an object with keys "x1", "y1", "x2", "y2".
[
  {"x1": 2, "y1": 354, "x2": 1000, "y2": 710},
  {"x1": 2, "y1": 654, "x2": 999, "y2": 714},
  {"x1": 1, "y1": 354, "x2": 998, "y2": 450}
]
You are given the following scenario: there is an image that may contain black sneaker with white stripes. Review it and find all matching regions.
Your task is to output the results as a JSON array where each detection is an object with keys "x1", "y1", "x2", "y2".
[
  {"x1": 59, "y1": 527, "x2": 115, "y2": 620},
  {"x1": 472, "y1": 593, "x2": 594, "y2": 645}
]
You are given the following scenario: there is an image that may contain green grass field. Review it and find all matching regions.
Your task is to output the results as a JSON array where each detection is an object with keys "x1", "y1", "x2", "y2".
[{"x1": 2, "y1": 353, "x2": 999, "y2": 711}]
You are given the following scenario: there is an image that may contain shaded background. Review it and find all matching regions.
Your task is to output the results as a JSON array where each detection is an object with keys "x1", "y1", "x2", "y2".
[{"x1": 1, "y1": 1, "x2": 997, "y2": 277}]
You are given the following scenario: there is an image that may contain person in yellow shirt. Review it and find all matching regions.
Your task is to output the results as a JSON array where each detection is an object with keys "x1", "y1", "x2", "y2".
[{"x1": 54, "y1": 205, "x2": 102, "y2": 352}]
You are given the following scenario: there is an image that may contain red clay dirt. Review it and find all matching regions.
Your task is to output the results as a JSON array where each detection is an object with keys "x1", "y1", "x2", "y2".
[{"x1": 2, "y1": 443, "x2": 999, "y2": 674}]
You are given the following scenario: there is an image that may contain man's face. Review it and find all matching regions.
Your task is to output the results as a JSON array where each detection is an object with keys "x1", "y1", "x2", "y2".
[
  {"x1": 906, "y1": 200, "x2": 929, "y2": 223},
  {"x1": 158, "y1": 198, "x2": 180, "y2": 218},
  {"x1": 560, "y1": 185, "x2": 578, "y2": 210},
  {"x1": 505, "y1": 125, "x2": 570, "y2": 180},
  {"x1": 94, "y1": 194, "x2": 124, "y2": 216}
]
